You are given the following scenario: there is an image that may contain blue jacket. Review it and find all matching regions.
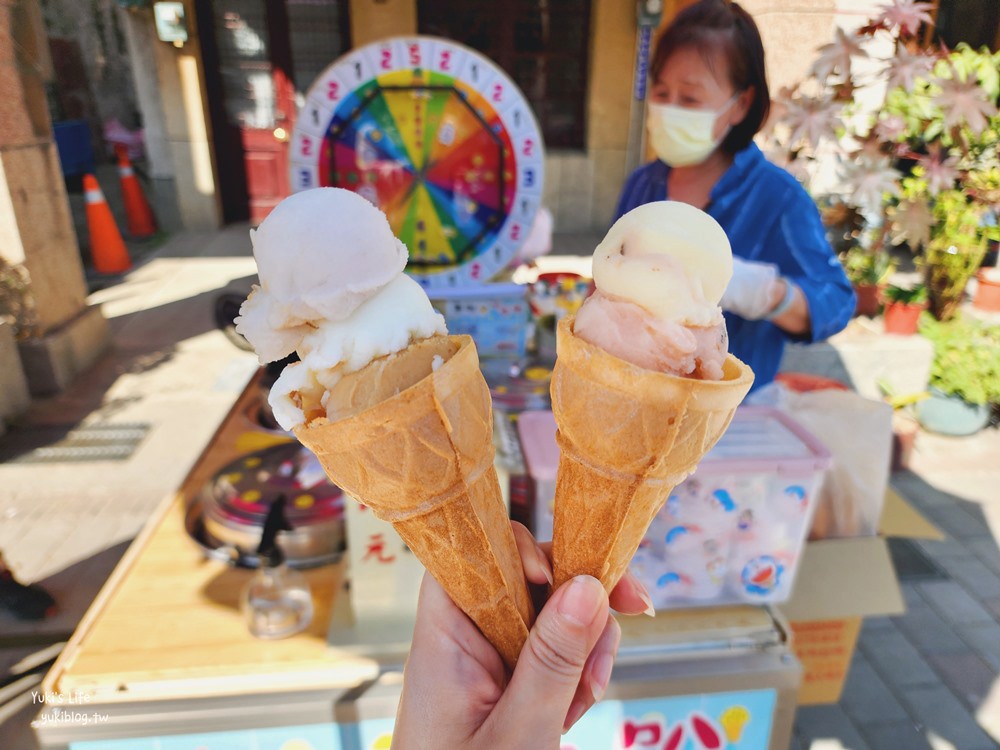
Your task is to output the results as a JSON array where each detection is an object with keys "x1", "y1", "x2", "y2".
[{"x1": 614, "y1": 144, "x2": 855, "y2": 389}]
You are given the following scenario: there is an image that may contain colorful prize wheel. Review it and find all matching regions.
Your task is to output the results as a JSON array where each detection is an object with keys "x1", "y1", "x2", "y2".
[{"x1": 289, "y1": 37, "x2": 545, "y2": 289}]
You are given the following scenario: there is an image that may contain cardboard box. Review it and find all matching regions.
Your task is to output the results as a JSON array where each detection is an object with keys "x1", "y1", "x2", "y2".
[{"x1": 778, "y1": 488, "x2": 943, "y2": 704}]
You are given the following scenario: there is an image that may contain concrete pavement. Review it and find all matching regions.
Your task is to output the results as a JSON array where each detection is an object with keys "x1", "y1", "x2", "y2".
[
  {"x1": 0, "y1": 224, "x2": 259, "y2": 748},
  {"x1": 1, "y1": 225, "x2": 999, "y2": 749}
]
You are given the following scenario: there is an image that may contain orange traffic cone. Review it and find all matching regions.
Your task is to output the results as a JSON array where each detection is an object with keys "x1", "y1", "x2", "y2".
[
  {"x1": 115, "y1": 144, "x2": 156, "y2": 238},
  {"x1": 83, "y1": 174, "x2": 132, "y2": 275}
]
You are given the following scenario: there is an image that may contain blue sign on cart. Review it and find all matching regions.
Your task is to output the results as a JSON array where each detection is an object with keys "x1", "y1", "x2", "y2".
[
  {"x1": 590, "y1": 689, "x2": 777, "y2": 750},
  {"x1": 71, "y1": 689, "x2": 775, "y2": 750},
  {"x1": 72, "y1": 723, "x2": 342, "y2": 750}
]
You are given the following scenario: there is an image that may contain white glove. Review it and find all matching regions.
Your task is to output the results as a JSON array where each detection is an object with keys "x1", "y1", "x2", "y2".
[
  {"x1": 512, "y1": 207, "x2": 553, "y2": 265},
  {"x1": 720, "y1": 257, "x2": 781, "y2": 320}
]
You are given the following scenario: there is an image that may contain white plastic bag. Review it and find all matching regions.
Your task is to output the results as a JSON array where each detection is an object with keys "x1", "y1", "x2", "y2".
[
  {"x1": 750, "y1": 385, "x2": 893, "y2": 539},
  {"x1": 789, "y1": 389, "x2": 892, "y2": 538}
]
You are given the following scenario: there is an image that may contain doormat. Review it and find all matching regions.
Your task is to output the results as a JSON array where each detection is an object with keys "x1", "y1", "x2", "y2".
[
  {"x1": 0, "y1": 423, "x2": 150, "y2": 464},
  {"x1": 888, "y1": 537, "x2": 947, "y2": 581}
]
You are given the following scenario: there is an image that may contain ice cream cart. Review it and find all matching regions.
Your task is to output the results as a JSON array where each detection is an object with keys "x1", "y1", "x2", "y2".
[{"x1": 32, "y1": 366, "x2": 801, "y2": 750}]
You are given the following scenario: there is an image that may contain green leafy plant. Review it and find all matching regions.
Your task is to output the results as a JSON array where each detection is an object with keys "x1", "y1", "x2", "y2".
[
  {"x1": 883, "y1": 282, "x2": 927, "y2": 305},
  {"x1": 921, "y1": 189, "x2": 994, "y2": 318},
  {"x1": 762, "y1": 9, "x2": 1000, "y2": 322},
  {"x1": 821, "y1": 198, "x2": 866, "y2": 256},
  {"x1": 919, "y1": 314, "x2": 1000, "y2": 405},
  {"x1": 841, "y1": 245, "x2": 895, "y2": 286}
]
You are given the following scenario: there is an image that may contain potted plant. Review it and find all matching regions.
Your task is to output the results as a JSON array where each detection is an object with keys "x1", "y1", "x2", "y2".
[
  {"x1": 761, "y1": 12, "x2": 1000, "y2": 322},
  {"x1": 820, "y1": 199, "x2": 889, "y2": 316},
  {"x1": 841, "y1": 245, "x2": 895, "y2": 317},
  {"x1": 970, "y1": 168, "x2": 1000, "y2": 312},
  {"x1": 0, "y1": 258, "x2": 36, "y2": 424},
  {"x1": 916, "y1": 315, "x2": 1000, "y2": 436},
  {"x1": 975, "y1": 264, "x2": 1000, "y2": 312},
  {"x1": 882, "y1": 283, "x2": 927, "y2": 334},
  {"x1": 0, "y1": 258, "x2": 38, "y2": 342},
  {"x1": 921, "y1": 189, "x2": 992, "y2": 320}
]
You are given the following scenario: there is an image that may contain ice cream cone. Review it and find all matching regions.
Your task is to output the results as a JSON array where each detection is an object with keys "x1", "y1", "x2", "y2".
[
  {"x1": 550, "y1": 316, "x2": 754, "y2": 592},
  {"x1": 293, "y1": 334, "x2": 534, "y2": 669}
]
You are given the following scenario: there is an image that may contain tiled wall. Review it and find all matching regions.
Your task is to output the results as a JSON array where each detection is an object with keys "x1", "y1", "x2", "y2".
[{"x1": 544, "y1": 149, "x2": 630, "y2": 234}]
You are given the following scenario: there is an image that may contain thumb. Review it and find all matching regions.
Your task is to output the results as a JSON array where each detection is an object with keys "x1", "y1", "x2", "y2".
[{"x1": 488, "y1": 576, "x2": 608, "y2": 743}]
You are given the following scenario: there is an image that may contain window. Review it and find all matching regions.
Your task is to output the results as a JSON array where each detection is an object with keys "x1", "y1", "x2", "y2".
[
  {"x1": 932, "y1": 0, "x2": 999, "y2": 49},
  {"x1": 286, "y1": 0, "x2": 351, "y2": 97},
  {"x1": 418, "y1": 0, "x2": 592, "y2": 150}
]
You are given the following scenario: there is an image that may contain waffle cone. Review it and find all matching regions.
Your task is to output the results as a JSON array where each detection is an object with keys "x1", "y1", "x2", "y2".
[
  {"x1": 550, "y1": 316, "x2": 754, "y2": 592},
  {"x1": 293, "y1": 335, "x2": 533, "y2": 670}
]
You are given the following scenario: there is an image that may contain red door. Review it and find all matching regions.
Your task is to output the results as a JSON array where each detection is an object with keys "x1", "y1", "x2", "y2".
[{"x1": 198, "y1": 0, "x2": 349, "y2": 225}]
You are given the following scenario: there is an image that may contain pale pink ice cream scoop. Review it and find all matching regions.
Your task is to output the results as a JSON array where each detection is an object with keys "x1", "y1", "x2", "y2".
[
  {"x1": 573, "y1": 201, "x2": 732, "y2": 380},
  {"x1": 575, "y1": 291, "x2": 728, "y2": 379}
]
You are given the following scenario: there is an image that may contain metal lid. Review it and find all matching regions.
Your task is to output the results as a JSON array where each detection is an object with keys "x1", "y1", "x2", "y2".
[
  {"x1": 202, "y1": 443, "x2": 344, "y2": 527},
  {"x1": 186, "y1": 442, "x2": 345, "y2": 568}
]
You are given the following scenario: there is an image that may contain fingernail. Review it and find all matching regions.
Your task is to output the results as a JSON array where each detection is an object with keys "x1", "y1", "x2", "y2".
[
  {"x1": 562, "y1": 699, "x2": 586, "y2": 734},
  {"x1": 558, "y1": 575, "x2": 604, "y2": 626},
  {"x1": 625, "y1": 572, "x2": 656, "y2": 617},
  {"x1": 589, "y1": 651, "x2": 614, "y2": 703},
  {"x1": 590, "y1": 617, "x2": 621, "y2": 701},
  {"x1": 534, "y1": 544, "x2": 554, "y2": 586},
  {"x1": 638, "y1": 588, "x2": 656, "y2": 618}
]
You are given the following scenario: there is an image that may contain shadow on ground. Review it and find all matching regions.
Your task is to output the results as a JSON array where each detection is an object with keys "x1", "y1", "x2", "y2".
[
  {"x1": 107, "y1": 279, "x2": 257, "y2": 351},
  {"x1": 10, "y1": 279, "x2": 256, "y2": 439},
  {"x1": 0, "y1": 540, "x2": 133, "y2": 750},
  {"x1": 0, "y1": 541, "x2": 132, "y2": 646}
]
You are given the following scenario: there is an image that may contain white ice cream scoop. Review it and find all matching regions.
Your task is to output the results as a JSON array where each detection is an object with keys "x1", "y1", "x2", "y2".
[{"x1": 237, "y1": 188, "x2": 408, "y2": 363}]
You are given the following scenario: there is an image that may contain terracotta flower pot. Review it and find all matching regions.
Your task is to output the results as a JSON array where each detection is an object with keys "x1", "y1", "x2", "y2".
[
  {"x1": 853, "y1": 283, "x2": 883, "y2": 317},
  {"x1": 973, "y1": 268, "x2": 1000, "y2": 312},
  {"x1": 883, "y1": 301, "x2": 925, "y2": 335}
]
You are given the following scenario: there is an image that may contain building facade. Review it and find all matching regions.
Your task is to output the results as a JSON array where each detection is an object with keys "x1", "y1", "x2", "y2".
[{"x1": 58, "y1": 0, "x2": 1000, "y2": 234}]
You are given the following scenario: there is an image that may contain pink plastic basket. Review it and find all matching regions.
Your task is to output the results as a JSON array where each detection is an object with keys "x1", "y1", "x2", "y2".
[{"x1": 518, "y1": 406, "x2": 832, "y2": 607}]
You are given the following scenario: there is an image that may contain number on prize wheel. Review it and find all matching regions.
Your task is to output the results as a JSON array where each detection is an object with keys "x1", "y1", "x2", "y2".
[{"x1": 289, "y1": 36, "x2": 545, "y2": 288}]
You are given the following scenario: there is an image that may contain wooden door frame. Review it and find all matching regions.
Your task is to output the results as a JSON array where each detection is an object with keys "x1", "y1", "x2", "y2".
[
  {"x1": 195, "y1": 0, "x2": 297, "y2": 224},
  {"x1": 195, "y1": 0, "x2": 247, "y2": 224}
]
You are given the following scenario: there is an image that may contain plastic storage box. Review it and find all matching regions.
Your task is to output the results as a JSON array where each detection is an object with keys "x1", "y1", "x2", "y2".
[
  {"x1": 428, "y1": 283, "x2": 529, "y2": 359},
  {"x1": 517, "y1": 406, "x2": 832, "y2": 608}
]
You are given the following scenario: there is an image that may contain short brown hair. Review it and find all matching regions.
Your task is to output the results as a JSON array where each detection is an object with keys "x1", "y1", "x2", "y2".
[{"x1": 651, "y1": 0, "x2": 770, "y2": 154}]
